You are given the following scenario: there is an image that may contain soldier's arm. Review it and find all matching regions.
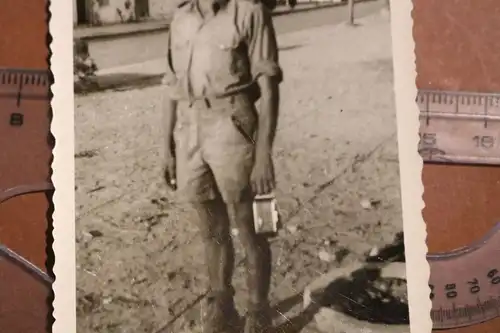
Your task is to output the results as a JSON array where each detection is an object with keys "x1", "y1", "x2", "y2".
[
  {"x1": 162, "y1": 97, "x2": 177, "y2": 157},
  {"x1": 256, "y1": 74, "x2": 279, "y2": 157},
  {"x1": 246, "y1": 4, "x2": 282, "y2": 158},
  {"x1": 162, "y1": 30, "x2": 178, "y2": 158}
]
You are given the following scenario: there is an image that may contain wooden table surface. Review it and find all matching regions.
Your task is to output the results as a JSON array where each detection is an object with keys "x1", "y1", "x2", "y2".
[{"x1": 0, "y1": 0, "x2": 51, "y2": 332}]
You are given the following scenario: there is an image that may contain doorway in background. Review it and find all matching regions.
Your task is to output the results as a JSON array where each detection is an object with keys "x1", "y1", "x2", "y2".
[
  {"x1": 76, "y1": 0, "x2": 90, "y2": 25},
  {"x1": 135, "y1": 0, "x2": 150, "y2": 19}
]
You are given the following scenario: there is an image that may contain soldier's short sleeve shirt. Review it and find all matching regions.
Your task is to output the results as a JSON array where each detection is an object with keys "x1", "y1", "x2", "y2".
[{"x1": 161, "y1": 0, "x2": 282, "y2": 100}]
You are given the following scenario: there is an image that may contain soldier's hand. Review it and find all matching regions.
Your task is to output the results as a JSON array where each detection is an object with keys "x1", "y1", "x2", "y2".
[
  {"x1": 251, "y1": 154, "x2": 275, "y2": 195},
  {"x1": 164, "y1": 152, "x2": 177, "y2": 190}
]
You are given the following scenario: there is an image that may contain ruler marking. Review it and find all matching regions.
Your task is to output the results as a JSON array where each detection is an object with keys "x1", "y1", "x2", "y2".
[
  {"x1": 16, "y1": 74, "x2": 23, "y2": 107},
  {"x1": 484, "y1": 95, "x2": 489, "y2": 128},
  {"x1": 425, "y1": 92, "x2": 430, "y2": 126},
  {"x1": 465, "y1": 304, "x2": 472, "y2": 320},
  {"x1": 419, "y1": 111, "x2": 500, "y2": 121},
  {"x1": 430, "y1": 301, "x2": 499, "y2": 328},
  {"x1": 0, "y1": 69, "x2": 49, "y2": 101},
  {"x1": 452, "y1": 303, "x2": 458, "y2": 325},
  {"x1": 478, "y1": 297, "x2": 487, "y2": 320},
  {"x1": 418, "y1": 90, "x2": 500, "y2": 165},
  {"x1": 428, "y1": 227, "x2": 500, "y2": 329}
]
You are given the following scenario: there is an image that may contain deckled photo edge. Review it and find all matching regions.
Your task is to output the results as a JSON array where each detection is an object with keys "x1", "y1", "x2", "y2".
[
  {"x1": 50, "y1": 0, "x2": 77, "y2": 332},
  {"x1": 47, "y1": 0, "x2": 431, "y2": 332},
  {"x1": 391, "y1": 0, "x2": 432, "y2": 332}
]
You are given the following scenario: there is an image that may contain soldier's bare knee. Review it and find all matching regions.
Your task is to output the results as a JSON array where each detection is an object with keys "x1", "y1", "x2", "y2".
[
  {"x1": 206, "y1": 223, "x2": 231, "y2": 245},
  {"x1": 189, "y1": 200, "x2": 231, "y2": 245}
]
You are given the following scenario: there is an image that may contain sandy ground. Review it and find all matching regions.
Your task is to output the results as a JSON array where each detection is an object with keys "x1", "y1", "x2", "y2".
[{"x1": 75, "y1": 11, "x2": 403, "y2": 333}]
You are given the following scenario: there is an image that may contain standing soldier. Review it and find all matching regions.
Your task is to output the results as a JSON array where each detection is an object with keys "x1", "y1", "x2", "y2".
[{"x1": 161, "y1": 0, "x2": 282, "y2": 331}]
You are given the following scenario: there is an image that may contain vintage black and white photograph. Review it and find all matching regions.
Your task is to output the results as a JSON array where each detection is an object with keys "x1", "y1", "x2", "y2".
[{"x1": 73, "y1": 0, "x2": 409, "y2": 332}]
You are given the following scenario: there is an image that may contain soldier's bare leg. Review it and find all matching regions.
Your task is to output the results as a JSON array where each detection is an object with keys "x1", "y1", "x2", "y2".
[
  {"x1": 173, "y1": 110, "x2": 241, "y2": 332},
  {"x1": 198, "y1": 95, "x2": 274, "y2": 332},
  {"x1": 191, "y1": 199, "x2": 235, "y2": 293},
  {"x1": 189, "y1": 198, "x2": 241, "y2": 333},
  {"x1": 227, "y1": 200, "x2": 273, "y2": 333}
]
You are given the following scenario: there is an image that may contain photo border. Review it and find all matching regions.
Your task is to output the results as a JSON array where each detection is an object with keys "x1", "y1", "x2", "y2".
[
  {"x1": 49, "y1": 0, "x2": 431, "y2": 332},
  {"x1": 390, "y1": 0, "x2": 431, "y2": 332},
  {"x1": 50, "y1": 0, "x2": 77, "y2": 332}
]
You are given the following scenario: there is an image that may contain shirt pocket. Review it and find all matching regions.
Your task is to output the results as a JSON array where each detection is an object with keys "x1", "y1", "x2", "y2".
[{"x1": 208, "y1": 34, "x2": 248, "y2": 85}]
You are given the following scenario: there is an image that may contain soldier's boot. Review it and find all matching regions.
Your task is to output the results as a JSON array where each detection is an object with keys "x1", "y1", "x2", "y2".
[
  {"x1": 202, "y1": 289, "x2": 241, "y2": 333},
  {"x1": 243, "y1": 237, "x2": 273, "y2": 333}
]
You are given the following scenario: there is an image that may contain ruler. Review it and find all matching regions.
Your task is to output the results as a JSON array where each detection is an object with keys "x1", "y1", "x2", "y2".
[
  {"x1": 0, "y1": 66, "x2": 52, "y2": 188},
  {"x1": 0, "y1": 244, "x2": 53, "y2": 285},
  {"x1": 427, "y1": 223, "x2": 500, "y2": 329},
  {"x1": 419, "y1": 89, "x2": 500, "y2": 328},
  {"x1": 418, "y1": 90, "x2": 500, "y2": 165},
  {"x1": 0, "y1": 67, "x2": 49, "y2": 100},
  {"x1": 0, "y1": 67, "x2": 52, "y2": 284}
]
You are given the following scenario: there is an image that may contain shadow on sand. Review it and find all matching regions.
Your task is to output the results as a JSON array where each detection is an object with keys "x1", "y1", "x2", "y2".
[
  {"x1": 317, "y1": 265, "x2": 409, "y2": 326},
  {"x1": 268, "y1": 231, "x2": 407, "y2": 332},
  {"x1": 74, "y1": 72, "x2": 164, "y2": 95},
  {"x1": 75, "y1": 45, "x2": 305, "y2": 96}
]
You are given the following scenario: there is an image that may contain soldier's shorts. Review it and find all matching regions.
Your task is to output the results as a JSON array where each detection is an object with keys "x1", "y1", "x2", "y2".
[{"x1": 174, "y1": 93, "x2": 258, "y2": 203}]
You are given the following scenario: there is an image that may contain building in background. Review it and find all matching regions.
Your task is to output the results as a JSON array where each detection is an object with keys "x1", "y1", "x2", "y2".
[
  {"x1": 74, "y1": 0, "x2": 179, "y2": 26},
  {"x1": 148, "y1": 0, "x2": 180, "y2": 20}
]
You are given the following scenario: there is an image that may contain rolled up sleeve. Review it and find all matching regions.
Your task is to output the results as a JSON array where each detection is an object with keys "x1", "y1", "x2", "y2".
[{"x1": 245, "y1": 5, "x2": 283, "y2": 83}]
